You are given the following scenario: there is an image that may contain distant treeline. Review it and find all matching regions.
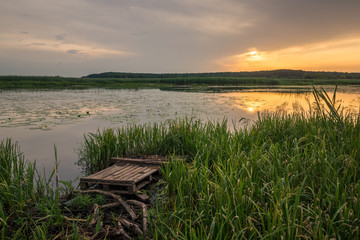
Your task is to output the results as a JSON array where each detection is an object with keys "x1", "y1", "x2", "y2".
[
  {"x1": 1, "y1": 70, "x2": 360, "y2": 89},
  {"x1": 83, "y1": 69, "x2": 360, "y2": 79}
]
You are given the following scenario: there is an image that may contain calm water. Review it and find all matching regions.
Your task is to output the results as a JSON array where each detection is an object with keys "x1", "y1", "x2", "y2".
[{"x1": 1, "y1": 86, "x2": 359, "y2": 181}]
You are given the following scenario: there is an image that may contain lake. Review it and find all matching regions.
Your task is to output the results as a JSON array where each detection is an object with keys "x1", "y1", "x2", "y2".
[{"x1": 1, "y1": 85, "x2": 359, "y2": 181}]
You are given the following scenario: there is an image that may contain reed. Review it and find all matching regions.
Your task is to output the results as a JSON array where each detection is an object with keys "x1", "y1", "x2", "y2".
[
  {"x1": 0, "y1": 140, "x2": 82, "y2": 239},
  {"x1": 77, "y1": 87, "x2": 360, "y2": 239}
]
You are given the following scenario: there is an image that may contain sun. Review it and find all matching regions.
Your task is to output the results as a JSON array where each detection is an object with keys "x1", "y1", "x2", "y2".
[
  {"x1": 247, "y1": 49, "x2": 262, "y2": 61},
  {"x1": 249, "y1": 50, "x2": 257, "y2": 55}
]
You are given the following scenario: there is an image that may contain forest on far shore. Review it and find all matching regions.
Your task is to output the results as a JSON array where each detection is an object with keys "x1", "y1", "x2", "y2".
[{"x1": 83, "y1": 69, "x2": 360, "y2": 79}]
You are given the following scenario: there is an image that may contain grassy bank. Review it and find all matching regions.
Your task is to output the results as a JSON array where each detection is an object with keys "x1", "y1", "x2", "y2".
[{"x1": 78, "y1": 88, "x2": 360, "y2": 239}]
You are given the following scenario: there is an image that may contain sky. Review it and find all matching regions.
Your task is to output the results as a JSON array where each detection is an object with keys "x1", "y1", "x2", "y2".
[{"x1": 1, "y1": 0, "x2": 360, "y2": 77}]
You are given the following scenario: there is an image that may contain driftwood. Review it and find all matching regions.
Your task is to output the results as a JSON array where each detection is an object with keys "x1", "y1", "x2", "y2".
[
  {"x1": 114, "y1": 220, "x2": 132, "y2": 240},
  {"x1": 121, "y1": 218, "x2": 143, "y2": 235},
  {"x1": 127, "y1": 200, "x2": 148, "y2": 233},
  {"x1": 89, "y1": 203, "x2": 100, "y2": 226},
  {"x1": 63, "y1": 190, "x2": 150, "y2": 239},
  {"x1": 77, "y1": 189, "x2": 137, "y2": 220},
  {"x1": 101, "y1": 201, "x2": 121, "y2": 209}
]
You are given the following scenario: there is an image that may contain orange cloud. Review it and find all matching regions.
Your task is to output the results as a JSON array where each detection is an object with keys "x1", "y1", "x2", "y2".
[{"x1": 219, "y1": 37, "x2": 360, "y2": 72}]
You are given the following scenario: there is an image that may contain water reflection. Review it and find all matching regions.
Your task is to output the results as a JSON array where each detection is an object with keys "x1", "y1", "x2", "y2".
[
  {"x1": 218, "y1": 89, "x2": 360, "y2": 114},
  {"x1": 0, "y1": 86, "x2": 359, "y2": 180}
]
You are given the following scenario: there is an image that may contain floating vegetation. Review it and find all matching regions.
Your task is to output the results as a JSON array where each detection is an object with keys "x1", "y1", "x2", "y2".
[{"x1": 1, "y1": 87, "x2": 359, "y2": 131}]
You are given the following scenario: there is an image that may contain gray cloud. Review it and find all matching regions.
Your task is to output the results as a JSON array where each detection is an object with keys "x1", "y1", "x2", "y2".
[
  {"x1": 0, "y1": 0, "x2": 360, "y2": 76},
  {"x1": 67, "y1": 49, "x2": 79, "y2": 54},
  {"x1": 56, "y1": 34, "x2": 66, "y2": 41}
]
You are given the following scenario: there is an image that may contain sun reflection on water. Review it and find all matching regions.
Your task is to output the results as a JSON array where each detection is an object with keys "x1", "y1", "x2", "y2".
[{"x1": 218, "y1": 88, "x2": 360, "y2": 115}]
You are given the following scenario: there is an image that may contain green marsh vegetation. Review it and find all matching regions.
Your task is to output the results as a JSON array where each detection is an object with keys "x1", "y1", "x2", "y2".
[
  {"x1": 1, "y1": 70, "x2": 360, "y2": 89},
  {"x1": 0, "y1": 140, "x2": 105, "y2": 239},
  {"x1": 78, "y1": 87, "x2": 360, "y2": 239},
  {"x1": 1, "y1": 87, "x2": 359, "y2": 239}
]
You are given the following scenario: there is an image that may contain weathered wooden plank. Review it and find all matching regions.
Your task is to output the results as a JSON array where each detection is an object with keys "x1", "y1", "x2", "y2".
[
  {"x1": 112, "y1": 156, "x2": 185, "y2": 166},
  {"x1": 132, "y1": 169, "x2": 159, "y2": 183},
  {"x1": 84, "y1": 164, "x2": 124, "y2": 179},
  {"x1": 103, "y1": 165, "x2": 135, "y2": 180},
  {"x1": 128, "y1": 168, "x2": 158, "y2": 181},
  {"x1": 119, "y1": 168, "x2": 143, "y2": 180},
  {"x1": 80, "y1": 178, "x2": 132, "y2": 185},
  {"x1": 136, "y1": 181, "x2": 151, "y2": 190},
  {"x1": 107, "y1": 166, "x2": 135, "y2": 180}
]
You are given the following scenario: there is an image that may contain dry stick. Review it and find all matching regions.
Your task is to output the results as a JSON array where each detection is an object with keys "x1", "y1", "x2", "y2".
[
  {"x1": 89, "y1": 203, "x2": 100, "y2": 226},
  {"x1": 121, "y1": 218, "x2": 143, "y2": 235},
  {"x1": 115, "y1": 220, "x2": 132, "y2": 240},
  {"x1": 89, "y1": 225, "x2": 110, "y2": 240},
  {"x1": 127, "y1": 199, "x2": 148, "y2": 233},
  {"x1": 63, "y1": 216, "x2": 87, "y2": 222},
  {"x1": 52, "y1": 231, "x2": 63, "y2": 240},
  {"x1": 78, "y1": 189, "x2": 137, "y2": 220},
  {"x1": 102, "y1": 201, "x2": 121, "y2": 209},
  {"x1": 104, "y1": 225, "x2": 110, "y2": 240}
]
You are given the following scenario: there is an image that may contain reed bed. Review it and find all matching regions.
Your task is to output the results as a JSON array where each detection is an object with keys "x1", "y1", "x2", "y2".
[
  {"x1": 1, "y1": 87, "x2": 359, "y2": 239},
  {"x1": 78, "y1": 88, "x2": 360, "y2": 239}
]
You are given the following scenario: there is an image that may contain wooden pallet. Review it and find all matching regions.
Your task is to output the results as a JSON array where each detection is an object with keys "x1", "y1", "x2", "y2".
[{"x1": 80, "y1": 163, "x2": 159, "y2": 194}]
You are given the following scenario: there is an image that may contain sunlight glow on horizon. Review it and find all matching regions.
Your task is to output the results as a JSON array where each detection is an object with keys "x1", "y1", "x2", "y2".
[{"x1": 219, "y1": 37, "x2": 360, "y2": 72}]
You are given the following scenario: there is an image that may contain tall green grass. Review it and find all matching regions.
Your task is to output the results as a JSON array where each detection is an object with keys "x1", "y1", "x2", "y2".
[
  {"x1": 0, "y1": 140, "x2": 79, "y2": 239},
  {"x1": 78, "y1": 87, "x2": 360, "y2": 239}
]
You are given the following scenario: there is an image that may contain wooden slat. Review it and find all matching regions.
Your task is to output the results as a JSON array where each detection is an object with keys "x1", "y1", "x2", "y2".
[
  {"x1": 110, "y1": 167, "x2": 154, "y2": 183},
  {"x1": 112, "y1": 156, "x2": 185, "y2": 166},
  {"x1": 84, "y1": 164, "x2": 125, "y2": 179},
  {"x1": 103, "y1": 165, "x2": 135, "y2": 180},
  {"x1": 107, "y1": 165, "x2": 136, "y2": 179},
  {"x1": 128, "y1": 168, "x2": 158, "y2": 181},
  {"x1": 136, "y1": 181, "x2": 151, "y2": 190},
  {"x1": 81, "y1": 178, "x2": 132, "y2": 186},
  {"x1": 132, "y1": 169, "x2": 159, "y2": 183},
  {"x1": 119, "y1": 166, "x2": 143, "y2": 180}
]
